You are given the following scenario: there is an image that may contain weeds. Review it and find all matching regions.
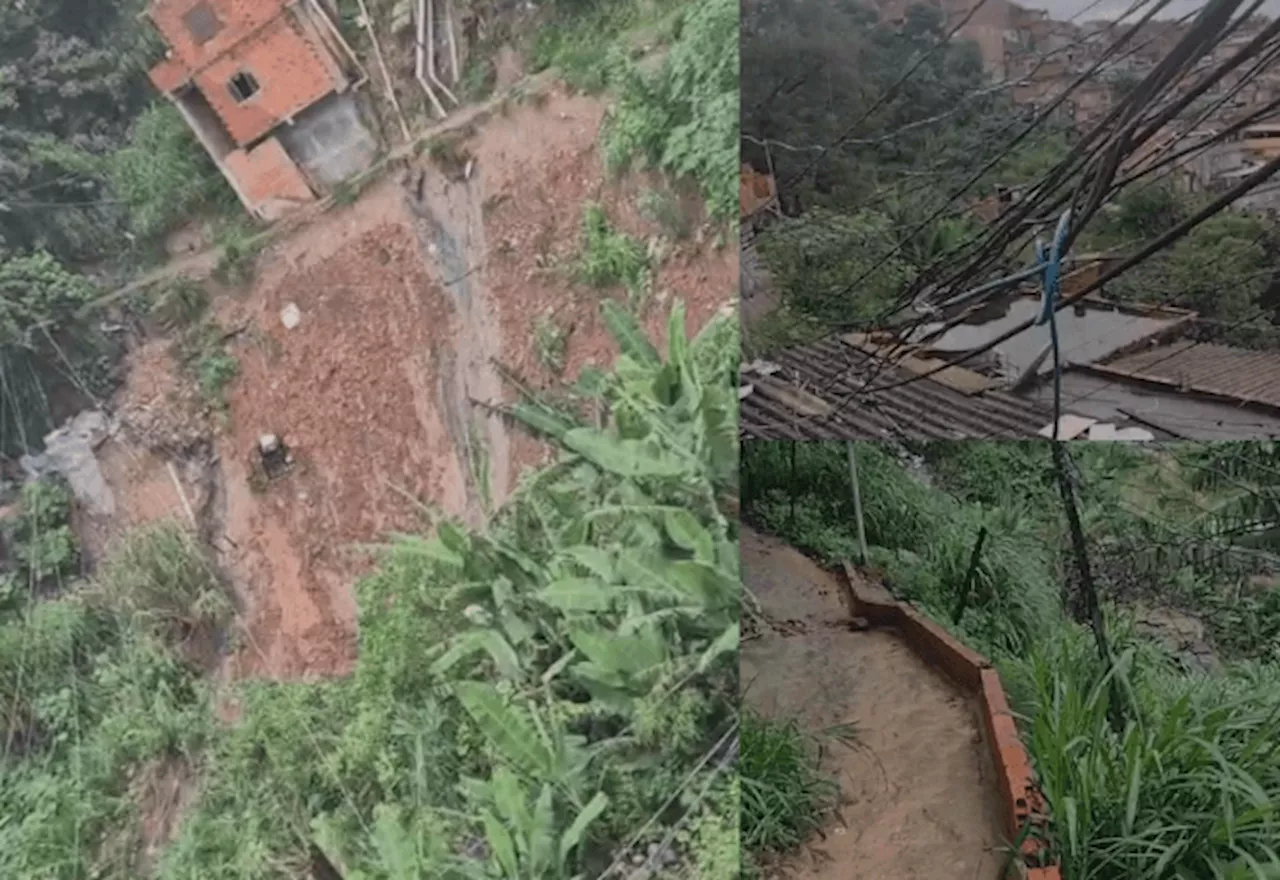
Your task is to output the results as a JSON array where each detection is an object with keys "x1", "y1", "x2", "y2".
[
  {"x1": 639, "y1": 187, "x2": 692, "y2": 240},
  {"x1": 211, "y1": 221, "x2": 262, "y2": 285},
  {"x1": 534, "y1": 312, "x2": 569, "y2": 373},
  {"x1": 175, "y1": 319, "x2": 238, "y2": 409},
  {"x1": 600, "y1": 0, "x2": 738, "y2": 222},
  {"x1": 0, "y1": 478, "x2": 78, "y2": 609},
  {"x1": 574, "y1": 204, "x2": 650, "y2": 302},
  {"x1": 94, "y1": 522, "x2": 231, "y2": 645},
  {"x1": 148, "y1": 277, "x2": 208, "y2": 330},
  {"x1": 740, "y1": 709, "x2": 839, "y2": 856}
]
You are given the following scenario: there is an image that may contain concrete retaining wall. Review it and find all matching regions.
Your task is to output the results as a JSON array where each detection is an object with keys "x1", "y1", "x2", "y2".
[{"x1": 841, "y1": 561, "x2": 1063, "y2": 880}]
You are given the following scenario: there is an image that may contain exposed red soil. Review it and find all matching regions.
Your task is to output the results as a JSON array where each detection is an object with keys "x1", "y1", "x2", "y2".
[
  {"x1": 91, "y1": 85, "x2": 732, "y2": 683},
  {"x1": 477, "y1": 89, "x2": 735, "y2": 389},
  {"x1": 217, "y1": 212, "x2": 461, "y2": 678}
]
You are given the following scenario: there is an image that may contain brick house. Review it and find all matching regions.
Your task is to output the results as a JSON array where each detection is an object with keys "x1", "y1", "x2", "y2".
[{"x1": 147, "y1": 0, "x2": 378, "y2": 220}]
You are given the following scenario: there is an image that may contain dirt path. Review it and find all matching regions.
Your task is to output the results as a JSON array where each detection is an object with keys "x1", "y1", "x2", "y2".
[{"x1": 741, "y1": 526, "x2": 1006, "y2": 880}]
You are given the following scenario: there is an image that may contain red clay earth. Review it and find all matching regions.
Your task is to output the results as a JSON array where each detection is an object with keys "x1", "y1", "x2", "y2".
[
  {"x1": 741, "y1": 526, "x2": 1008, "y2": 880},
  {"x1": 193, "y1": 85, "x2": 734, "y2": 679}
]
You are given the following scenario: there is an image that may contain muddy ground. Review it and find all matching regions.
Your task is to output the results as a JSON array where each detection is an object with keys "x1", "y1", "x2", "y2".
[
  {"x1": 741, "y1": 526, "x2": 1007, "y2": 880},
  {"x1": 79, "y1": 85, "x2": 734, "y2": 681}
]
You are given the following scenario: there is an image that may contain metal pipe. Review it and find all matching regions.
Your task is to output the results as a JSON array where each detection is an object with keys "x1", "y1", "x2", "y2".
[
  {"x1": 354, "y1": 0, "x2": 411, "y2": 142},
  {"x1": 307, "y1": 0, "x2": 371, "y2": 89},
  {"x1": 426, "y1": 0, "x2": 459, "y2": 106},
  {"x1": 444, "y1": 0, "x2": 460, "y2": 84},
  {"x1": 415, "y1": 0, "x2": 447, "y2": 117}
]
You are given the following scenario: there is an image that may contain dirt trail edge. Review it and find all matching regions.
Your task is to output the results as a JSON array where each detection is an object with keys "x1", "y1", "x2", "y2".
[{"x1": 741, "y1": 525, "x2": 1007, "y2": 880}]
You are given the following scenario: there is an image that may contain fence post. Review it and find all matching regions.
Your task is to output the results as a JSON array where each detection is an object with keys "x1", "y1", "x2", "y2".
[{"x1": 847, "y1": 441, "x2": 869, "y2": 565}]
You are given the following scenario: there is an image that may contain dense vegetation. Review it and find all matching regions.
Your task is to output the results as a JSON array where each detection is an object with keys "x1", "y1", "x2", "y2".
[
  {"x1": 0, "y1": 303, "x2": 740, "y2": 879},
  {"x1": 741, "y1": 440, "x2": 1280, "y2": 879},
  {"x1": 0, "y1": 0, "x2": 233, "y2": 456},
  {"x1": 741, "y1": 0, "x2": 1280, "y2": 351}
]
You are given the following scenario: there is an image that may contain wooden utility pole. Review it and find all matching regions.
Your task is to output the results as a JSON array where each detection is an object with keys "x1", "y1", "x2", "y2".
[
  {"x1": 846, "y1": 441, "x2": 869, "y2": 564},
  {"x1": 951, "y1": 526, "x2": 988, "y2": 624},
  {"x1": 1052, "y1": 441, "x2": 1125, "y2": 733}
]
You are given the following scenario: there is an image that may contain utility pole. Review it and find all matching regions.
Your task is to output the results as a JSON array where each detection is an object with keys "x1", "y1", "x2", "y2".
[
  {"x1": 847, "y1": 441, "x2": 869, "y2": 565},
  {"x1": 1052, "y1": 442, "x2": 1125, "y2": 734}
]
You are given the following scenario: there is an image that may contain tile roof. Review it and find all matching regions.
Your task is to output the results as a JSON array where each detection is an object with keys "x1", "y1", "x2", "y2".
[
  {"x1": 1100, "y1": 340, "x2": 1280, "y2": 410},
  {"x1": 740, "y1": 336, "x2": 1062, "y2": 440}
]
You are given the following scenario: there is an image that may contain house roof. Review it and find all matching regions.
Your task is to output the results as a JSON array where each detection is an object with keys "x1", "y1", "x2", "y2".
[
  {"x1": 1093, "y1": 339, "x2": 1280, "y2": 411},
  {"x1": 740, "y1": 336, "x2": 1065, "y2": 440}
]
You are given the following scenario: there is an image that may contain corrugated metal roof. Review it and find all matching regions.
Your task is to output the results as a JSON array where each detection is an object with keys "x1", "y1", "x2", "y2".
[
  {"x1": 740, "y1": 337, "x2": 1061, "y2": 440},
  {"x1": 1102, "y1": 340, "x2": 1280, "y2": 409}
]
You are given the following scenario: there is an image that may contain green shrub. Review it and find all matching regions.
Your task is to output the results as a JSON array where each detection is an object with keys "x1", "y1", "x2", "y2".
[
  {"x1": 740, "y1": 709, "x2": 839, "y2": 856},
  {"x1": 601, "y1": 0, "x2": 738, "y2": 221},
  {"x1": 109, "y1": 102, "x2": 231, "y2": 242},
  {"x1": 574, "y1": 203, "x2": 650, "y2": 297},
  {"x1": 96, "y1": 522, "x2": 231, "y2": 643}
]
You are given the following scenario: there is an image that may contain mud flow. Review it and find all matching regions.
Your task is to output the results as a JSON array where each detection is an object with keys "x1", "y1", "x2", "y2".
[
  {"x1": 68, "y1": 85, "x2": 733, "y2": 682},
  {"x1": 742, "y1": 526, "x2": 1007, "y2": 880}
]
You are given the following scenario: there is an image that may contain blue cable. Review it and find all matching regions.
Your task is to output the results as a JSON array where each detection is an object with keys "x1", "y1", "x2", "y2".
[{"x1": 1034, "y1": 210, "x2": 1072, "y2": 442}]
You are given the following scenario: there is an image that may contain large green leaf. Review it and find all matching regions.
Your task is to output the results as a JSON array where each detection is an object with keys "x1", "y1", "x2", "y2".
[
  {"x1": 454, "y1": 682, "x2": 555, "y2": 777},
  {"x1": 559, "y1": 792, "x2": 610, "y2": 871},
  {"x1": 539, "y1": 578, "x2": 615, "y2": 612},
  {"x1": 562, "y1": 428, "x2": 686, "y2": 477},
  {"x1": 602, "y1": 299, "x2": 660, "y2": 367},
  {"x1": 431, "y1": 629, "x2": 523, "y2": 681}
]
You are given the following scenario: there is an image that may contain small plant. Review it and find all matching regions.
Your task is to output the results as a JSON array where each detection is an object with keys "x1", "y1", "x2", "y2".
[
  {"x1": 96, "y1": 521, "x2": 231, "y2": 644},
  {"x1": 460, "y1": 53, "x2": 497, "y2": 102},
  {"x1": 534, "y1": 312, "x2": 569, "y2": 373},
  {"x1": 740, "y1": 709, "x2": 841, "y2": 857},
  {"x1": 196, "y1": 348, "x2": 238, "y2": 406},
  {"x1": 1, "y1": 478, "x2": 78, "y2": 600},
  {"x1": 574, "y1": 203, "x2": 650, "y2": 300},
  {"x1": 212, "y1": 221, "x2": 262, "y2": 285},
  {"x1": 149, "y1": 277, "x2": 209, "y2": 329},
  {"x1": 639, "y1": 187, "x2": 691, "y2": 240}
]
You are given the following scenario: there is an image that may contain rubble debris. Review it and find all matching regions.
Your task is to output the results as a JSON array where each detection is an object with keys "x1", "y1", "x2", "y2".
[
  {"x1": 18, "y1": 410, "x2": 116, "y2": 516},
  {"x1": 257, "y1": 434, "x2": 293, "y2": 480},
  {"x1": 281, "y1": 302, "x2": 302, "y2": 330}
]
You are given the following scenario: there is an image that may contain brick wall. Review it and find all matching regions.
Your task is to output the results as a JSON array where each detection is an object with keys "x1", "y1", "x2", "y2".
[
  {"x1": 193, "y1": 16, "x2": 336, "y2": 145},
  {"x1": 148, "y1": 0, "x2": 342, "y2": 146},
  {"x1": 224, "y1": 137, "x2": 316, "y2": 220},
  {"x1": 148, "y1": 0, "x2": 290, "y2": 71}
]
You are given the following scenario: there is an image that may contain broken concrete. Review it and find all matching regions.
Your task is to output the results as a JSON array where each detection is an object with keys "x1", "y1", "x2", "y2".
[{"x1": 19, "y1": 411, "x2": 116, "y2": 517}]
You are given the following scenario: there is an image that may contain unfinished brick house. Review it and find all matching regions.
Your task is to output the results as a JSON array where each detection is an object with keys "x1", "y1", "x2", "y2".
[{"x1": 147, "y1": 0, "x2": 379, "y2": 220}]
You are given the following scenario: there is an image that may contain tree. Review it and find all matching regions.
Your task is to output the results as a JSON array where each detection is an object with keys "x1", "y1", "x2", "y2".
[
  {"x1": 0, "y1": 249, "x2": 110, "y2": 455},
  {"x1": 758, "y1": 208, "x2": 915, "y2": 327}
]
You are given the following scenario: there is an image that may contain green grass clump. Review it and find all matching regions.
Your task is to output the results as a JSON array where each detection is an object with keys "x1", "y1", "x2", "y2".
[
  {"x1": 96, "y1": 522, "x2": 231, "y2": 645},
  {"x1": 174, "y1": 318, "x2": 238, "y2": 409},
  {"x1": 574, "y1": 204, "x2": 650, "y2": 299},
  {"x1": 211, "y1": 221, "x2": 262, "y2": 285},
  {"x1": 601, "y1": 0, "x2": 738, "y2": 222},
  {"x1": 1, "y1": 478, "x2": 78, "y2": 607},
  {"x1": 534, "y1": 312, "x2": 569, "y2": 373},
  {"x1": 740, "y1": 709, "x2": 839, "y2": 856}
]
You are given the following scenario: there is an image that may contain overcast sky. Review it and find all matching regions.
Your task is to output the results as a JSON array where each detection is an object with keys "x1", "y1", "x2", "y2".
[{"x1": 1026, "y1": 0, "x2": 1280, "y2": 20}]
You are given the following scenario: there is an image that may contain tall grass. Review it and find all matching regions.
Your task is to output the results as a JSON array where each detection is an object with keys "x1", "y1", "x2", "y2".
[
  {"x1": 744, "y1": 440, "x2": 1280, "y2": 880},
  {"x1": 740, "y1": 709, "x2": 839, "y2": 855},
  {"x1": 1021, "y1": 644, "x2": 1280, "y2": 879}
]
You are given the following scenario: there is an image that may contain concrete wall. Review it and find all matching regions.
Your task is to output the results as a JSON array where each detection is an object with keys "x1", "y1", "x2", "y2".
[{"x1": 276, "y1": 93, "x2": 378, "y2": 189}]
